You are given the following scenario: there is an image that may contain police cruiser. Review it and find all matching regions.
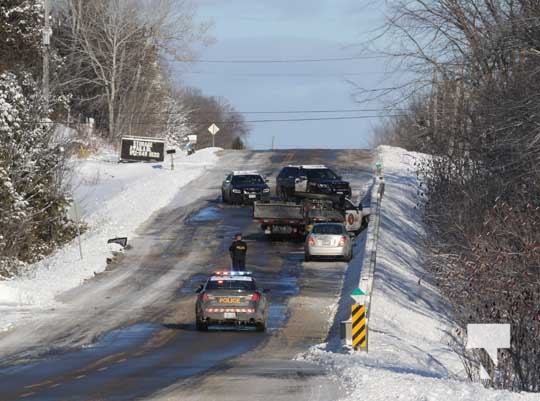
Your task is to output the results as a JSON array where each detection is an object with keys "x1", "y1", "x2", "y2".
[
  {"x1": 195, "y1": 271, "x2": 269, "y2": 331},
  {"x1": 221, "y1": 170, "x2": 271, "y2": 204}
]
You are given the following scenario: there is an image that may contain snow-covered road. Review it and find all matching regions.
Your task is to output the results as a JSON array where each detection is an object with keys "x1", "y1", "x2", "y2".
[
  {"x1": 0, "y1": 146, "x2": 534, "y2": 401},
  {"x1": 0, "y1": 149, "x2": 373, "y2": 401}
]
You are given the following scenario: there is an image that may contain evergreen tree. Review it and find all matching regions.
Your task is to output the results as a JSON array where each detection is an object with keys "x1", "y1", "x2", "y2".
[
  {"x1": 0, "y1": 73, "x2": 74, "y2": 276},
  {"x1": 231, "y1": 136, "x2": 245, "y2": 150},
  {"x1": 0, "y1": 0, "x2": 44, "y2": 75}
]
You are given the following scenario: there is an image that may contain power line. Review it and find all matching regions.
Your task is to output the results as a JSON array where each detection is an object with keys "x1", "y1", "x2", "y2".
[
  {"x1": 181, "y1": 71, "x2": 402, "y2": 77},
  {"x1": 192, "y1": 115, "x2": 405, "y2": 124},
  {"x1": 129, "y1": 108, "x2": 409, "y2": 116},
  {"x1": 34, "y1": 114, "x2": 407, "y2": 126},
  {"x1": 221, "y1": 108, "x2": 406, "y2": 114},
  {"x1": 173, "y1": 55, "x2": 387, "y2": 64},
  {"x1": 32, "y1": 104, "x2": 516, "y2": 127}
]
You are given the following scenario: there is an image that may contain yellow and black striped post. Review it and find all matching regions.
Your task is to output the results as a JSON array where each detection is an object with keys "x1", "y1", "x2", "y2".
[{"x1": 351, "y1": 303, "x2": 367, "y2": 350}]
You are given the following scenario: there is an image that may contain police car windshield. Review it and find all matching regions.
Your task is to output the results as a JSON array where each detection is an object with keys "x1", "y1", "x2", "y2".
[
  {"x1": 305, "y1": 169, "x2": 338, "y2": 180},
  {"x1": 231, "y1": 175, "x2": 264, "y2": 185},
  {"x1": 206, "y1": 279, "x2": 257, "y2": 291}
]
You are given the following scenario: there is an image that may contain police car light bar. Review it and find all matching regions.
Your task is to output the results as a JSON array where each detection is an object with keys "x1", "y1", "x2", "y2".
[
  {"x1": 232, "y1": 170, "x2": 260, "y2": 176},
  {"x1": 287, "y1": 164, "x2": 327, "y2": 169},
  {"x1": 213, "y1": 270, "x2": 252, "y2": 276}
]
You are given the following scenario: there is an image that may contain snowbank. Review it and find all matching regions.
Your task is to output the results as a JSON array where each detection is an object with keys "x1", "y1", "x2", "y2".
[
  {"x1": 298, "y1": 146, "x2": 537, "y2": 400},
  {"x1": 0, "y1": 147, "x2": 220, "y2": 327}
]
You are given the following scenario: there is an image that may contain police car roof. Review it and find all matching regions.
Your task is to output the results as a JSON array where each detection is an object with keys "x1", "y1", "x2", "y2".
[
  {"x1": 232, "y1": 170, "x2": 261, "y2": 176},
  {"x1": 287, "y1": 164, "x2": 327, "y2": 169}
]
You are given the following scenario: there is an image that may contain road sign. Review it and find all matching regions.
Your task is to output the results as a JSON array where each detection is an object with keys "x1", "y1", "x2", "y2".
[
  {"x1": 375, "y1": 161, "x2": 382, "y2": 177},
  {"x1": 208, "y1": 123, "x2": 220, "y2": 136},
  {"x1": 208, "y1": 123, "x2": 220, "y2": 147},
  {"x1": 351, "y1": 287, "x2": 365, "y2": 304},
  {"x1": 351, "y1": 303, "x2": 367, "y2": 350}
]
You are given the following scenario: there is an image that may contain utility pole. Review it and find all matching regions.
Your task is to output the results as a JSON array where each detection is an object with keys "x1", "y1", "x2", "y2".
[
  {"x1": 271, "y1": 136, "x2": 275, "y2": 150},
  {"x1": 431, "y1": 69, "x2": 438, "y2": 137},
  {"x1": 42, "y1": 0, "x2": 51, "y2": 109}
]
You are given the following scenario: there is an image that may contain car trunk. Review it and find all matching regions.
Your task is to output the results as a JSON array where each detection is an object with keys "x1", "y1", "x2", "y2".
[
  {"x1": 313, "y1": 235, "x2": 340, "y2": 247},
  {"x1": 204, "y1": 290, "x2": 253, "y2": 308}
]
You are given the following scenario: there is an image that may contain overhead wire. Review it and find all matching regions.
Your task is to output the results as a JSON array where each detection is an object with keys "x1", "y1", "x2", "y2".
[
  {"x1": 171, "y1": 55, "x2": 388, "y2": 63},
  {"x1": 180, "y1": 71, "x2": 404, "y2": 77},
  {"x1": 28, "y1": 104, "x2": 522, "y2": 126},
  {"x1": 33, "y1": 114, "x2": 408, "y2": 126},
  {"x1": 117, "y1": 107, "x2": 411, "y2": 116}
]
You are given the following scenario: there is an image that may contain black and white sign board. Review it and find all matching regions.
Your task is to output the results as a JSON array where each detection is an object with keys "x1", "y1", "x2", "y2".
[{"x1": 120, "y1": 137, "x2": 165, "y2": 162}]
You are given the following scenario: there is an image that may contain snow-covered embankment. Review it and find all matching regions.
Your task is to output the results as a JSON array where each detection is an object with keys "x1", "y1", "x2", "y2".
[
  {"x1": 0, "y1": 147, "x2": 220, "y2": 331},
  {"x1": 299, "y1": 146, "x2": 537, "y2": 401}
]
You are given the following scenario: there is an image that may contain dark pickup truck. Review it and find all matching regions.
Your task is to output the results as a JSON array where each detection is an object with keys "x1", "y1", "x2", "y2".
[{"x1": 276, "y1": 165, "x2": 351, "y2": 201}]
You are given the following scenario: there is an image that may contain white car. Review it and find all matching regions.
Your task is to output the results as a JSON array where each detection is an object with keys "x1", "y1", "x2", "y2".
[{"x1": 304, "y1": 223, "x2": 353, "y2": 262}]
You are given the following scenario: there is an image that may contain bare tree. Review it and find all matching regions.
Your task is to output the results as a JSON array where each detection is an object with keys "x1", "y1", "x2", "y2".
[
  {"x1": 179, "y1": 87, "x2": 250, "y2": 149},
  {"x1": 54, "y1": 0, "x2": 210, "y2": 139},
  {"x1": 374, "y1": 0, "x2": 540, "y2": 391}
]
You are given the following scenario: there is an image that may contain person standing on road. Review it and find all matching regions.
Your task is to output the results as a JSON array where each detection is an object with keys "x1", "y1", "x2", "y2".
[{"x1": 229, "y1": 233, "x2": 247, "y2": 270}]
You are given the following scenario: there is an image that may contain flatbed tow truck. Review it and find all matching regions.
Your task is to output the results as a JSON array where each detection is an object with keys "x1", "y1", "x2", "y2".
[{"x1": 253, "y1": 193, "x2": 368, "y2": 238}]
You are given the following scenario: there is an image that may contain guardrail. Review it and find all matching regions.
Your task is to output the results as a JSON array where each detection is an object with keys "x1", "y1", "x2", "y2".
[
  {"x1": 341, "y1": 164, "x2": 385, "y2": 351},
  {"x1": 357, "y1": 172, "x2": 384, "y2": 351}
]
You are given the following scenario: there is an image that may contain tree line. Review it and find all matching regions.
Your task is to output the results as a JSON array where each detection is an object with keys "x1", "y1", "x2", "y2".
[
  {"x1": 52, "y1": 0, "x2": 248, "y2": 147},
  {"x1": 375, "y1": 0, "x2": 540, "y2": 391},
  {"x1": 0, "y1": 0, "x2": 247, "y2": 277}
]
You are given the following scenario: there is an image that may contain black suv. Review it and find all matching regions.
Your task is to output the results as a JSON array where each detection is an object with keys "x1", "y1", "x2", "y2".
[
  {"x1": 222, "y1": 171, "x2": 270, "y2": 204},
  {"x1": 276, "y1": 165, "x2": 351, "y2": 200}
]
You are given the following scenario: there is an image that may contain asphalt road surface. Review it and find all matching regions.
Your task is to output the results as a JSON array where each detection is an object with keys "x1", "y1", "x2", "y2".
[{"x1": 0, "y1": 149, "x2": 372, "y2": 401}]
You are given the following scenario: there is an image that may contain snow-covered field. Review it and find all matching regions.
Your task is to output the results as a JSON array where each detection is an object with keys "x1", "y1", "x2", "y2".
[
  {"x1": 298, "y1": 146, "x2": 537, "y2": 401},
  {"x1": 0, "y1": 147, "x2": 220, "y2": 332}
]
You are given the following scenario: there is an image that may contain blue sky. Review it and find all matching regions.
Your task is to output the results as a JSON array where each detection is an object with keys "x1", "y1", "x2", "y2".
[{"x1": 177, "y1": 0, "x2": 391, "y2": 149}]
